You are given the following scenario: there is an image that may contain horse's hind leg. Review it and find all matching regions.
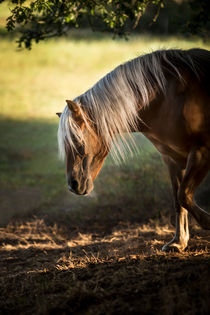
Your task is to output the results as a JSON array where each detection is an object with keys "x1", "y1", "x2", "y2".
[
  {"x1": 178, "y1": 146, "x2": 210, "y2": 230},
  {"x1": 162, "y1": 156, "x2": 189, "y2": 252}
]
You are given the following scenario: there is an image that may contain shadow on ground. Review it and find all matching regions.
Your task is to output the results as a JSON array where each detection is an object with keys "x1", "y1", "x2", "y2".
[{"x1": 0, "y1": 216, "x2": 209, "y2": 314}]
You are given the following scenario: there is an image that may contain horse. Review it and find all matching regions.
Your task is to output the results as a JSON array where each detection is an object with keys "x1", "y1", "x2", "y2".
[{"x1": 57, "y1": 48, "x2": 210, "y2": 252}]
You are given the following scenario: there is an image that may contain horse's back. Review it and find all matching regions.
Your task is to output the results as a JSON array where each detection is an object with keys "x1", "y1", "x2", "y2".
[
  {"x1": 183, "y1": 49, "x2": 210, "y2": 138},
  {"x1": 188, "y1": 48, "x2": 210, "y2": 91}
]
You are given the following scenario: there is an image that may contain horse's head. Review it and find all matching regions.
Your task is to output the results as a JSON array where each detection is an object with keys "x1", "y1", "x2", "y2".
[{"x1": 57, "y1": 100, "x2": 108, "y2": 195}]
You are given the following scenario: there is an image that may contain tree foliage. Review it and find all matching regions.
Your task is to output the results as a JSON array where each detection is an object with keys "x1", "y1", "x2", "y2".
[
  {"x1": 1, "y1": 0, "x2": 163, "y2": 48},
  {"x1": 1, "y1": 0, "x2": 210, "y2": 49}
]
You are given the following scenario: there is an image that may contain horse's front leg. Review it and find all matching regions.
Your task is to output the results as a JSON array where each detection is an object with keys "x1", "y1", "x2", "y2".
[{"x1": 162, "y1": 155, "x2": 189, "y2": 252}]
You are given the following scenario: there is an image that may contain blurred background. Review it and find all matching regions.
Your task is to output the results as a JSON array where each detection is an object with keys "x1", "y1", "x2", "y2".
[{"x1": 0, "y1": 0, "x2": 210, "y2": 227}]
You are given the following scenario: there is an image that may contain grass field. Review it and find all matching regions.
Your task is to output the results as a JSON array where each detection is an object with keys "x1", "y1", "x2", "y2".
[{"x1": 0, "y1": 3, "x2": 210, "y2": 314}]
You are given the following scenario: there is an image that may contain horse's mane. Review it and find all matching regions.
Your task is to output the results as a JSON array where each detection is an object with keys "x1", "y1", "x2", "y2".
[{"x1": 58, "y1": 48, "x2": 208, "y2": 161}]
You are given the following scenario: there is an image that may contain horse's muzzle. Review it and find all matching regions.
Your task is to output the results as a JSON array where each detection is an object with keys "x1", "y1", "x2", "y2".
[{"x1": 68, "y1": 177, "x2": 93, "y2": 195}]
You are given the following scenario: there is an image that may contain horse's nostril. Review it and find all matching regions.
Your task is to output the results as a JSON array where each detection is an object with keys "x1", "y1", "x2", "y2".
[{"x1": 71, "y1": 179, "x2": 78, "y2": 191}]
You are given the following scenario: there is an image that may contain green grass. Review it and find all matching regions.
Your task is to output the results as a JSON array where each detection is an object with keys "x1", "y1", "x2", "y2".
[{"x1": 1, "y1": 7, "x2": 210, "y2": 223}]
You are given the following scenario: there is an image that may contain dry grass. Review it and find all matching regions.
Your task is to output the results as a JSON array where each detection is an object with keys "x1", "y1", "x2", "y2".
[{"x1": 0, "y1": 216, "x2": 209, "y2": 314}]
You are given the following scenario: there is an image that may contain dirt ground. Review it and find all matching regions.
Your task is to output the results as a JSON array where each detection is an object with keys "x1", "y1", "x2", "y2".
[{"x1": 0, "y1": 206, "x2": 209, "y2": 315}]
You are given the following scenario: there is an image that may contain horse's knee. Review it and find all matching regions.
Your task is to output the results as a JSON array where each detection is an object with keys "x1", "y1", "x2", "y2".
[{"x1": 178, "y1": 189, "x2": 192, "y2": 209}]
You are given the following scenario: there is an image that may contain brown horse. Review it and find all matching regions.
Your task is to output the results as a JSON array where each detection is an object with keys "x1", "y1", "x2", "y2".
[{"x1": 57, "y1": 48, "x2": 210, "y2": 252}]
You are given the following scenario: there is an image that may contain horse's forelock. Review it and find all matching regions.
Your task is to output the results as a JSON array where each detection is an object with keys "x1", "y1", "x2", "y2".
[{"x1": 58, "y1": 106, "x2": 83, "y2": 160}]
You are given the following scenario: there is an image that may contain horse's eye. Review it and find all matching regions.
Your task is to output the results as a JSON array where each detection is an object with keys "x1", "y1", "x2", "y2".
[{"x1": 77, "y1": 144, "x2": 85, "y2": 155}]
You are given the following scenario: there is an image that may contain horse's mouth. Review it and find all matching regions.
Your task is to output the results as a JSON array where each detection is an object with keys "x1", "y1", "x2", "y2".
[{"x1": 68, "y1": 183, "x2": 93, "y2": 196}]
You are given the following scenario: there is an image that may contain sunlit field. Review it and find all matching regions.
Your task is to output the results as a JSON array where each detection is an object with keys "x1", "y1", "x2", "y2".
[{"x1": 0, "y1": 3, "x2": 210, "y2": 313}]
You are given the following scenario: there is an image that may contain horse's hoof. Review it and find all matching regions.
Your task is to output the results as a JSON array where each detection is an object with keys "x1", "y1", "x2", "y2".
[{"x1": 162, "y1": 243, "x2": 180, "y2": 253}]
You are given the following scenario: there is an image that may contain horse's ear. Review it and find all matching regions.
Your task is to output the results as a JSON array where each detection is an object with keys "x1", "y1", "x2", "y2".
[
  {"x1": 56, "y1": 112, "x2": 61, "y2": 118},
  {"x1": 66, "y1": 100, "x2": 84, "y2": 127},
  {"x1": 66, "y1": 100, "x2": 80, "y2": 116}
]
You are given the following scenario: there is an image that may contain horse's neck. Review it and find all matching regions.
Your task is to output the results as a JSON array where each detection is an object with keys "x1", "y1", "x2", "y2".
[{"x1": 134, "y1": 89, "x2": 163, "y2": 133}]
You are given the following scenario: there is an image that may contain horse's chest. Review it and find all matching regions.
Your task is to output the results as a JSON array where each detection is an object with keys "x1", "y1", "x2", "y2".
[{"x1": 143, "y1": 132, "x2": 188, "y2": 168}]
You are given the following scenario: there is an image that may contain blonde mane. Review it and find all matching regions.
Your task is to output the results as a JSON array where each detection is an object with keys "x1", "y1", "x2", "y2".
[{"x1": 58, "y1": 49, "x2": 199, "y2": 161}]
